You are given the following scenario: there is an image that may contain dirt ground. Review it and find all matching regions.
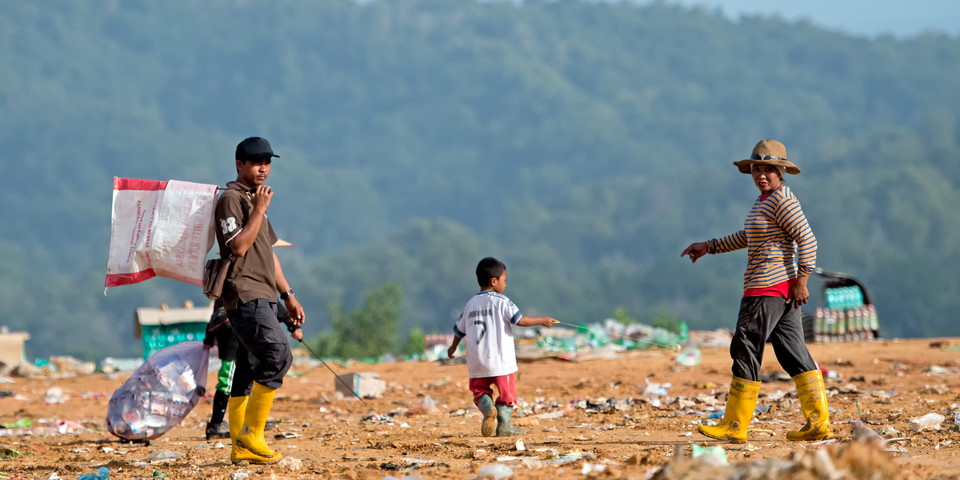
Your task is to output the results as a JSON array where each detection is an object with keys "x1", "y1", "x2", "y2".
[{"x1": 1, "y1": 337, "x2": 959, "y2": 480}]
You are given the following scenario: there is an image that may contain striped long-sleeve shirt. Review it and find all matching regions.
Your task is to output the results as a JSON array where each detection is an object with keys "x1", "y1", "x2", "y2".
[{"x1": 707, "y1": 185, "x2": 817, "y2": 290}]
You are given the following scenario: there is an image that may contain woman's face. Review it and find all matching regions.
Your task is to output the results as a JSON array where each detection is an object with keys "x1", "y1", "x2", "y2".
[{"x1": 751, "y1": 164, "x2": 782, "y2": 195}]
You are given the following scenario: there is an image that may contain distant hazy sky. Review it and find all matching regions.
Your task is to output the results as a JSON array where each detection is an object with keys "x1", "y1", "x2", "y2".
[{"x1": 658, "y1": 0, "x2": 960, "y2": 37}]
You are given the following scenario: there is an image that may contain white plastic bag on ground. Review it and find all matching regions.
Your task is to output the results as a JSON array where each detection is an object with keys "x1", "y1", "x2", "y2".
[{"x1": 106, "y1": 341, "x2": 209, "y2": 440}]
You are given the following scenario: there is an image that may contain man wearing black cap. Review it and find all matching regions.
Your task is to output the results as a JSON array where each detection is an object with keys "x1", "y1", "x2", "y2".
[{"x1": 214, "y1": 136, "x2": 305, "y2": 464}]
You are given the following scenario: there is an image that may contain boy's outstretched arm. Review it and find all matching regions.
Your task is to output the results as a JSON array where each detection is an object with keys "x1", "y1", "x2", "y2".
[
  {"x1": 516, "y1": 316, "x2": 557, "y2": 328},
  {"x1": 447, "y1": 336, "x2": 462, "y2": 358}
]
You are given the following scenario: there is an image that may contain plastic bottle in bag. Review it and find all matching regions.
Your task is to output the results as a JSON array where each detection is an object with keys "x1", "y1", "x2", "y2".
[{"x1": 106, "y1": 341, "x2": 209, "y2": 441}]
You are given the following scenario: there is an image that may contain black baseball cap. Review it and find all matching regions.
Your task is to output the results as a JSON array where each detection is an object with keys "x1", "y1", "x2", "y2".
[{"x1": 235, "y1": 137, "x2": 279, "y2": 161}]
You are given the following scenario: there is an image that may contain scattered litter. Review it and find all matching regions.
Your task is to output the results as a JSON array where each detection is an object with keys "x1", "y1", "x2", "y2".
[
  {"x1": 335, "y1": 372, "x2": 386, "y2": 399},
  {"x1": 0, "y1": 447, "x2": 20, "y2": 459},
  {"x1": 909, "y1": 413, "x2": 945, "y2": 432},
  {"x1": 229, "y1": 469, "x2": 250, "y2": 480},
  {"x1": 44, "y1": 387, "x2": 68, "y2": 404},
  {"x1": 277, "y1": 457, "x2": 302, "y2": 471},
  {"x1": 547, "y1": 450, "x2": 585, "y2": 464},
  {"x1": 691, "y1": 444, "x2": 728, "y2": 465},
  {"x1": 533, "y1": 411, "x2": 564, "y2": 419},
  {"x1": 923, "y1": 384, "x2": 949, "y2": 394},
  {"x1": 852, "y1": 421, "x2": 886, "y2": 446},
  {"x1": 652, "y1": 439, "x2": 899, "y2": 479},
  {"x1": 361, "y1": 413, "x2": 395, "y2": 425},
  {"x1": 105, "y1": 341, "x2": 209, "y2": 441},
  {"x1": 146, "y1": 449, "x2": 184, "y2": 462},
  {"x1": 643, "y1": 381, "x2": 671, "y2": 396},
  {"x1": 400, "y1": 457, "x2": 435, "y2": 467},
  {"x1": 76, "y1": 467, "x2": 110, "y2": 480},
  {"x1": 1, "y1": 419, "x2": 31, "y2": 428},
  {"x1": 674, "y1": 348, "x2": 701, "y2": 366},
  {"x1": 476, "y1": 464, "x2": 513, "y2": 480},
  {"x1": 519, "y1": 458, "x2": 543, "y2": 469},
  {"x1": 581, "y1": 463, "x2": 607, "y2": 474}
]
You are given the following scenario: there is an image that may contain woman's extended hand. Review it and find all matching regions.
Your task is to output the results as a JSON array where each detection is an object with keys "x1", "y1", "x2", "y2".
[{"x1": 681, "y1": 242, "x2": 709, "y2": 263}]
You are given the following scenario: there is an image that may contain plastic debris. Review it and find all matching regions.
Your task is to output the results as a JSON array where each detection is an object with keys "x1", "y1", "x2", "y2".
[
  {"x1": 147, "y1": 449, "x2": 184, "y2": 461},
  {"x1": 105, "y1": 341, "x2": 209, "y2": 441},
  {"x1": 76, "y1": 467, "x2": 110, "y2": 480},
  {"x1": 909, "y1": 413, "x2": 945, "y2": 432},
  {"x1": 691, "y1": 444, "x2": 728, "y2": 465},
  {"x1": 476, "y1": 464, "x2": 513, "y2": 480},
  {"x1": 277, "y1": 457, "x2": 303, "y2": 471},
  {"x1": 45, "y1": 387, "x2": 68, "y2": 404},
  {"x1": 643, "y1": 381, "x2": 671, "y2": 396},
  {"x1": 674, "y1": 348, "x2": 701, "y2": 366},
  {"x1": 1, "y1": 419, "x2": 31, "y2": 428},
  {"x1": 581, "y1": 463, "x2": 607, "y2": 474}
]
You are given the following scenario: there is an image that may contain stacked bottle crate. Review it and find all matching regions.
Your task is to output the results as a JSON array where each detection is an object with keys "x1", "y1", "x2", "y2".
[{"x1": 813, "y1": 286, "x2": 879, "y2": 343}]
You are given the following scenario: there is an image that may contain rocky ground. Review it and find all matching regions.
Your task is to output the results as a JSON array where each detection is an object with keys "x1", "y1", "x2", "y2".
[{"x1": 1, "y1": 337, "x2": 958, "y2": 479}]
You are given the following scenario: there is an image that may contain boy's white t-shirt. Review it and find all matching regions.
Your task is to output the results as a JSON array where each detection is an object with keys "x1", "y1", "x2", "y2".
[{"x1": 453, "y1": 290, "x2": 523, "y2": 378}]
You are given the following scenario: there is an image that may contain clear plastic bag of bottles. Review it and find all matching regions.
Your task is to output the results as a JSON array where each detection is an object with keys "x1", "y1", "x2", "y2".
[{"x1": 106, "y1": 341, "x2": 209, "y2": 440}]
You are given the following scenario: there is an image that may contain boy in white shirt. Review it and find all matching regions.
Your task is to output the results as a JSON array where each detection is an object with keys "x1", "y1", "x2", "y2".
[{"x1": 448, "y1": 257, "x2": 557, "y2": 436}]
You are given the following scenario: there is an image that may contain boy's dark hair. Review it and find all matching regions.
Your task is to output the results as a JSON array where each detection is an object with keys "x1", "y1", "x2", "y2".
[{"x1": 476, "y1": 257, "x2": 506, "y2": 288}]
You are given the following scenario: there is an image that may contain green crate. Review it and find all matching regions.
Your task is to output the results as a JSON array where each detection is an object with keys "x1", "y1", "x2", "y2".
[{"x1": 142, "y1": 322, "x2": 208, "y2": 359}]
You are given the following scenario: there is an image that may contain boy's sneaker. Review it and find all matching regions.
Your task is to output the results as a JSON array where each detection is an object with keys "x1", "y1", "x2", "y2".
[{"x1": 205, "y1": 421, "x2": 230, "y2": 440}]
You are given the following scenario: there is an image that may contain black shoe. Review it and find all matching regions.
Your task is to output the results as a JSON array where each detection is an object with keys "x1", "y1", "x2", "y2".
[{"x1": 205, "y1": 421, "x2": 230, "y2": 440}]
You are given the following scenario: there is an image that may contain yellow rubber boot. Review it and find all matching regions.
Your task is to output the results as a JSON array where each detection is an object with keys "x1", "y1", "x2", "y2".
[
  {"x1": 228, "y1": 396, "x2": 248, "y2": 441},
  {"x1": 698, "y1": 376, "x2": 761, "y2": 443},
  {"x1": 229, "y1": 393, "x2": 280, "y2": 464},
  {"x1": 786, "y1": 370, "x2": 834, "y2": 441},
  {"x1": 235, "y1": 382, "x2": 282, "y2": 462}
]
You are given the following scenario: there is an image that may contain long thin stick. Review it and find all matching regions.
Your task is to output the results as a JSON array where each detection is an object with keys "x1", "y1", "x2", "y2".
[{"x1": 296, "y1": 339, "x2": 368, "y2": 407}]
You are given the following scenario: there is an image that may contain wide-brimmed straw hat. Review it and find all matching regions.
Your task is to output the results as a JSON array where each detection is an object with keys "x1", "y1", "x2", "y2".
[{"x1": 733, "y1": 139, "x2": 800, "y2": 175}]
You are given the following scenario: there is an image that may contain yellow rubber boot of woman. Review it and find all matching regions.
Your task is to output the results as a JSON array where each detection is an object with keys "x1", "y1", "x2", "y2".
[
  {"x1": 786, "y1": 370, "x2": 834, "y2": 441},
  {"x1": 698, "y1": 377, "x2": 761, "y2": 443},
  {"x1": 229, "y1": 395, "x2": 280, "y2": 464},
  {"x1": 235, "y1": 383, "x2": 283, "y2": 463}
]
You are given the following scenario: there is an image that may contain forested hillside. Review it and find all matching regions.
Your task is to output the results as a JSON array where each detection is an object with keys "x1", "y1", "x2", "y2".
[{"x1": 2, "y1": 0, "x2": 958, "y2": 359}]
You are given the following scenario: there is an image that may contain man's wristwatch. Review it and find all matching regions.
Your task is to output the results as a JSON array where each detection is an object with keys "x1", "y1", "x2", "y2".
[{"x1": 280, "y1": 289, "x2": 294, "y2": 300}]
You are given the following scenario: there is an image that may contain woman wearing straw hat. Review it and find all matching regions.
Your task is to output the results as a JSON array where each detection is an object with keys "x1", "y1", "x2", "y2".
[{"x1": 681, "y1": 139, "x2": 833, "y2": 443}]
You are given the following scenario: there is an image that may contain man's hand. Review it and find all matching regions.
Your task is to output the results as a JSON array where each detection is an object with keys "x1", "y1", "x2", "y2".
[
  {"x1": 681, "y1": 242, "x2": 709, "y2": 263},
  {"x1": 290, "y1": 328, "x2": 303, "y2": 341},
  {"x1": 447, "y1": 345, "x2": 457, "y2": 359},
  {"x1": 540, "y1": 317, "x2": 557, "y2": 328},
  {"x1": 250, "y1": 185, "x2": 274, "y2": 213},
  {"x1": 285, "y1": 296, "x2": 305, "y2": 327}
]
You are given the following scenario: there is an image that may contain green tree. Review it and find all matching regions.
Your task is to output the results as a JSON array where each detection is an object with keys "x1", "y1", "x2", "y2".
[
  {"x1": 613, "y1": 307, "x2": 636, "y2": 326},
  {"x1": 402, "y1": 327, "x2": 426, "y2": 357},
  {"x1": 309, "y1": 282, "x2": 403, "y2": 360}
]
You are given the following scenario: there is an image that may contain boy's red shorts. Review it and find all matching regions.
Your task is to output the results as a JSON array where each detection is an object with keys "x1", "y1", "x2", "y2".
[{"x1": 469, "y1": 373, "x2": 517, "y2": 406}]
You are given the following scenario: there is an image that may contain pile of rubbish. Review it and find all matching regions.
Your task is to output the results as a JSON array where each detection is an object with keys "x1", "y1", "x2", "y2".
[
  {"x1": 420, "y1": 320, "x2": 733, "y2": 363},
  {"x1": 652, "y1": 425, "x2": 899, "y2": 479}
]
